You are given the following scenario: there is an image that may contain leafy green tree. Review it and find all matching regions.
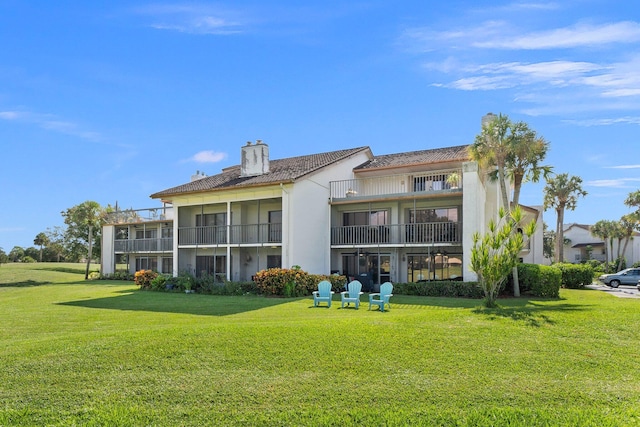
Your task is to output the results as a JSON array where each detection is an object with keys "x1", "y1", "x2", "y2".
[
  {"x1": 0, "y1": 247, "x2": 8, "y2": 266},
  {"x1": 44, "y1": 226, "x2": 66, "y2": 262},
  {"x1": 62, "y1": 201, "x2": 105, "y2": 279},
  {"x1": 624, "y1": 190, "x2": 640, "y2": 213},
  {"x1": 542, "y1": 222, "x2": 555, "y2": 262},
  {"x1": 8, "y1": 246, "x2": 24, "y2": 262},
  {"x1": 470, "y1": 206, "x2": 535, "y2": 308},
  {"x1": 34, "y1": 232, "x2": 50, "y2": 262},
  {"x1": 543, "y1": 174, "x2": 587, "y2": 263}
]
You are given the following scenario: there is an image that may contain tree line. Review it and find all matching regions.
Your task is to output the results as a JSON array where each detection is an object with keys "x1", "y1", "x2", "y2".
[{"x1": 0, "y1": 201, "x2": 108, "y2": 278}]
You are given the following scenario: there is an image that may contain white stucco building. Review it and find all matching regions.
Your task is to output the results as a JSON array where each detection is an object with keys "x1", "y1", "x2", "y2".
[{"x1": 101, "y1": 138, "x2": 544, "y2": 287}]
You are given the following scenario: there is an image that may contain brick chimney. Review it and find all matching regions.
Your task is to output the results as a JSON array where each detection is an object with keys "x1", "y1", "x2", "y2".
[{"x1": 241, "y1": 140, "x2": 270, "y2": 177}]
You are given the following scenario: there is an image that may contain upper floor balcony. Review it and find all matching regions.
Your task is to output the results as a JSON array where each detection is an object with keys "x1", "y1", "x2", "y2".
[
  {"x1": 114, "y1": 237, "x2": 173, "y2": 253},
  {"x1": 178, "y1": 223, "x2": 282, "y2": 246},
  {"x1": 104, "y1": 206, "x2": 174, "y2": 225},
  {"x1": 331, "y1": 222, "x2": 461, "y2": 247},
  {"x1": 329, "y1": 169, "x2": 462, "y2": 203}
]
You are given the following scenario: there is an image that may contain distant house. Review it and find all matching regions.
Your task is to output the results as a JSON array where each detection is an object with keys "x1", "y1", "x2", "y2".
[
  {"x1": 101, "y1": 138, "x2": 544, "y2": 287},
  {"x1": 563, "y1": 223, "x2": 639, "y2": 265}
]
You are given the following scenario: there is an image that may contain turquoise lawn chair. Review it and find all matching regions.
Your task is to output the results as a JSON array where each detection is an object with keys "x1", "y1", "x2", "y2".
[
  {"x1": 313, "y1": 280, "x2": 334, "y2": 308},
  {"x1": 369, "y1": 282, "x2": 393, "y2": 312},
  {"x1": 340, "y1": 280, "x2": 363, "y2": 309}
]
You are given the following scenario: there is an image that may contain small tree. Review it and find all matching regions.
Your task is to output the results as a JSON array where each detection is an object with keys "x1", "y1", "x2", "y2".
[
  {"x1": 470, "y1": 206, "x2": 536, "y2": 308},
  {"x1": 33, "y1": 232, "x2": 49, "y2": 262}
]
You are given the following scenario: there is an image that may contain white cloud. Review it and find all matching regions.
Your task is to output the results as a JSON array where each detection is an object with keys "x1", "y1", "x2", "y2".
[
  {"x1": 190, "y1": 150, "x2": 227, "y2": 163},
  {"x1": 0, "y1": 110, "x2": 102, "y2": 142},
  {"x1": 474, "y1": 21, "x2": 640, "y2": 49},
  {"x1": 135, "y1": 4, "x2": 243, "y2": 35}
]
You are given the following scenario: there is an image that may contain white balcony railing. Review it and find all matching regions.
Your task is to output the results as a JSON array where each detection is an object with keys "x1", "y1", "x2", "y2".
[
  {"x1": 331, "y1": 222, "x2": 461, "y2": 246},
  {"x1": 330, "y1": 169, "x2": 462, "y2": 201},
  {"x1": 105, "y1": 207, "x2": 174, "y2": 225},
  {"x1": 114, "y1": 238, "x2": 173, "y2": 253},
  {"x1": 178, "y1": 224, "x2": 282, "y2": 246}
]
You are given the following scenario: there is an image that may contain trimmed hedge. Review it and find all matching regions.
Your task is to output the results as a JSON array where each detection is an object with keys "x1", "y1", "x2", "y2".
[
  {"x1": 393, "y1": 281, "x2": 484, "y2": 298},
  {"x1": 517, "y1": 264, "x2": 561, "y2": 298},
  {"x1": 554, "y1": 263, "x2": 594, "y2": 289}
]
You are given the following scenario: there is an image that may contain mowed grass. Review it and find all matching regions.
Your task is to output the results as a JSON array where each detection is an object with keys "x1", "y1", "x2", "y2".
[{"x1": 0, "y1": 263, "x2": 639, "y2": 426}]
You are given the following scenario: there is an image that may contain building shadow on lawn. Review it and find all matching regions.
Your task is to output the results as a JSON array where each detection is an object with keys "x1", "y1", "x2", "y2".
[
  {"x1": 0, "y1": 279, "x2": 52, "y2": 288},
  {"x1": 392, "y1": 295, "x2": 591, "y2": 327},
  {"x1": 57, "y1": 290, "x2": 291, "y2": 317}
]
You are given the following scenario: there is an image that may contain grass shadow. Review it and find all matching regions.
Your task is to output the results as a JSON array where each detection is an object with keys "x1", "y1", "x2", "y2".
[
  {"x1": 0, "y1": 279, "x2": 51, "y2": 288},
  {"x1": 472, "y1": 301, "x2": 592, "y2": 327},
  {"x1": 58, "y1": 290, "x2": 292, "y2": 317}
]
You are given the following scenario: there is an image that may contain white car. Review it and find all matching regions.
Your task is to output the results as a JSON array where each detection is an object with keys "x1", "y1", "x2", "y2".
[{"x1": 598, "y1": 268, "x2": 640, "y2": 288}]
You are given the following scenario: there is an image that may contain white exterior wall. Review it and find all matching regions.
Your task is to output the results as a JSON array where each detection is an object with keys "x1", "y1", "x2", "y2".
[
  {"x1": 101, "y1": 225, "x2": 115, "y2": 275},
  {"x1": 286, "y1": 151, "x2": 372, "y2": 274},
  {"x1": 461, "y1": 161, "x2": 487, "y2": 281}
]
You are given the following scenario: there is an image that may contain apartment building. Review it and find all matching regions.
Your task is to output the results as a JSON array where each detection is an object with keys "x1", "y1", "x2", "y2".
[{"x1": 102, "y1": 140, "x2": 543, "y2": 289}]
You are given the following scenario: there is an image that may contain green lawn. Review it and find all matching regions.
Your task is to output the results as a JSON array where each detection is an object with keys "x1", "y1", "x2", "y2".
[{"x1": 1, "y1": 263, "x2": 639, "y2": 426}]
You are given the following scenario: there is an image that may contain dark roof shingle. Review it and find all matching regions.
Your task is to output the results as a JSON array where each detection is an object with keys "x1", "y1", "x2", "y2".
[
  {"x1": 151, "y1": 146, "x2": 371, "y2": 199},
  {"x1": 356, "y1": 144, "x2": 470, "y2": 170}
]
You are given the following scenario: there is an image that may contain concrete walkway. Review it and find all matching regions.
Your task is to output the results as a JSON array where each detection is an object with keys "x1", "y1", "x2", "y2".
[{"x1": 585, "y1": 283, "x2": 640, "y2": 298}]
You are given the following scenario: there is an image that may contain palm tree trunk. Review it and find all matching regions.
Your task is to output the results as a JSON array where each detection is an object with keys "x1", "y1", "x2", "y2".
[
  {"x1": 555, "y1": 205, "x2": 565, "y2": 263},
  {"x1": 85, "y1": 225, "x2": 93, "y2": 280}
]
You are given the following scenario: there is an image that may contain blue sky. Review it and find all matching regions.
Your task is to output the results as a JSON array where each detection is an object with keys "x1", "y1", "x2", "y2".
[{"x1": 2, "y1": 0, "x2": 640, "y2": 250}]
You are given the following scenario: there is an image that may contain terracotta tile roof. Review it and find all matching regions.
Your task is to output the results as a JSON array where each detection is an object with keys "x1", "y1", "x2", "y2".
[
  {"x1": 150, "y1": 146, "x2": 371, "y2": 199},
  {"x1": 355, "y1": 144, "x2": 470, "y2": 170}
]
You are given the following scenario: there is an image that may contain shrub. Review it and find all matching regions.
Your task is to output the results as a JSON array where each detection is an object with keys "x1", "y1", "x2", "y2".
[
  {"x1": 554, "y1": 263, "x2": 594, "y2": 289},
  {"x1": 134, "y1": 270, "x2": 158, "y2": 290},
  {"x1": 150, "y1": 274, "x2": 171, "y2": 291},
  {"x1": 517, "y1": 264, "x2": 561, "y2": 298},
  {"x1": 100, "y1": 270, "x2": 134, "y2": 281},
  {"x1": 393, "y1": 281, "x2": 483, "y2": 298},
  {"x1": 253, "y1": 267, "x2": 347, "y2": 297}
]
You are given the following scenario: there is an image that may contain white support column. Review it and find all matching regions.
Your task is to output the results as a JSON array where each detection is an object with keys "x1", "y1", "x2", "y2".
[{"x1": 226, "y1": 201, "x2": 231, "y2": 281}]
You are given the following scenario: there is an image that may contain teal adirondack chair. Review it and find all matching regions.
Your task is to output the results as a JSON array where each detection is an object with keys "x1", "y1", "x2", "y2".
[
  {"x1": 313, "y1": 280, "x2": 334, "y2": 308},
  {"x1": 340, "y1": 280, "x2": 363, "y2": 309},
  {"x1": 369, "y1": 282, "x2": 393, "y2": 312}
]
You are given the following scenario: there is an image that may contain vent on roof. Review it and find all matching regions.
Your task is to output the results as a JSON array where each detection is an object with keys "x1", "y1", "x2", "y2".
[
  {"x1": 191, "y1": 170, "x2": 207, "y2": 182},
  {"x1": 241, "y1": 140, "x2": 270, "y2": 177}
]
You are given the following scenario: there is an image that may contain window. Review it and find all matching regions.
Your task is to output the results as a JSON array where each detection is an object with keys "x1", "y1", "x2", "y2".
[
  {"x1": 162, "y1": 257, "x2": 173, "y2": 274},
  {"x1": 195, "y1": 213, "x2": 227, "y2": 244},
  {"x1": 196, "y1": 255, "x2": 226, "y2": 278},
  {"x1": 135, "y1": 257, "x2": 157, "y2": 272},
  {"x1": 135, "y1": 228, "x2": 157, "y2": 239},
  {"x1": 267, "y1": 255, "x2": 282, "y2": 269},
  {"x1": 343, "y1": 210, "x2": 388, "y2": 226},
  {"x1": 268, "y1": 210, "x2": 282, "y2": 242}
]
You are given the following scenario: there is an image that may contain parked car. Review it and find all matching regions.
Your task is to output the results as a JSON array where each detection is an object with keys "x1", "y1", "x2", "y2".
[
  {"x1": 637, "y1": 279, "x2": 640, "y2": 291},
  {"x1": 598, "y1": 268, "x2": 640, "y2": 288}
]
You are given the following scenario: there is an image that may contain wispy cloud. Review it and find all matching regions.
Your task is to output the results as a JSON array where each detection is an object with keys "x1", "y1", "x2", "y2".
[
  {"x1": 474, "y1": 21, "x2": 640, "y2": 49},
  {"x1": 0, "y1": 110, "x2": 102, "y2": 141},
  {"x1": 587, "y1": 178, "x2": 640, "y2": 187},
  {"x1": 402, "y1": 2, "x2": 640, "y2": 122},
  {"x1": 134, "y1": 4, "x2": 244, "y2": 35},
  {"x1": 185, "y1": 150, "x2": 228, "y2": 163}
]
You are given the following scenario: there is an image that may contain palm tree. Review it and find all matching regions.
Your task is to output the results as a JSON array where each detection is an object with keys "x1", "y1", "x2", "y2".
[
  {"x1": 543, "y1": 173, "x2": 587, "y2": 263},
  {"x1": 505, "y1": 121, "x2": 553, "y2": 207},
  {"x1": 591, "y1": 220, "x2": 616, "y2": 270},
  {"x1": 616, "y1": 213, "x2": 640, "y2": 270},
  {"x1": 469, "y1": 113, "x2": 512, "y2": 211},
  {"x1": 33, "y1": 232, "x2": 49, "y2": 262},
  {"x1": 470, "y1": 114, "x2": 550, "y2": 297}
]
